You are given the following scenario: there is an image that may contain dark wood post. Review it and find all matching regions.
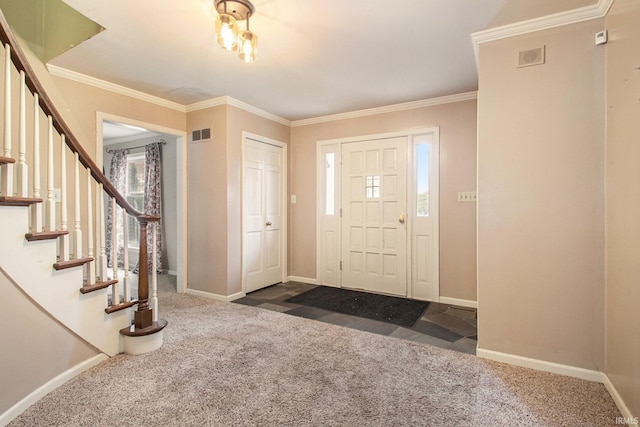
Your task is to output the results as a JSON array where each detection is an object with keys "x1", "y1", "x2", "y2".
[{"x1": 134, "y1": 217, "x2": 152, "y2": 329}]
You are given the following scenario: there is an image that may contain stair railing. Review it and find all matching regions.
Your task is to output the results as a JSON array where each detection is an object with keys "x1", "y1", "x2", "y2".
[{"x1": 0, "y1": 10, "x2": 165, "y2": 335}]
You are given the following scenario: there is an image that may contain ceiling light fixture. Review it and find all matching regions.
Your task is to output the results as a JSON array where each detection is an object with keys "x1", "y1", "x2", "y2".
[{"x1": 214, "y1": 0, "x2": 257, "y2": 63}]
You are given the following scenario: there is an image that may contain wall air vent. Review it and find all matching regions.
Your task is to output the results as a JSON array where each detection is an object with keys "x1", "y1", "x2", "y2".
[
  {"x1": 191, "y1": 128, "x2": 212, "y2": 143},
  {"x1": 518, "y1": 46, "x2": 545, "y2": 68}
]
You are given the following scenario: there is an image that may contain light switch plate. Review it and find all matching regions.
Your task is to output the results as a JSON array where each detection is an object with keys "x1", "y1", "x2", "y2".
[{"x1": 457, "y1": 191, "x2": 477, "y2": 202}]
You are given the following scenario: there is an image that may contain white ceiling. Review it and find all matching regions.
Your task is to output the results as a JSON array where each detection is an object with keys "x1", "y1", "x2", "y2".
[{"x1": 52, "y1": 0, "x2": 594, "y2": 121}]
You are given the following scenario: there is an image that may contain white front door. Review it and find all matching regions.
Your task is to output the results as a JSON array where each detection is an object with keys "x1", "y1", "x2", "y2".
[
  {"x1": 243, "y1": 138, "x2": 284, "y2": 293},
  {"x1": 341, "y1": 137, "x2": 408, "y2": 296}
]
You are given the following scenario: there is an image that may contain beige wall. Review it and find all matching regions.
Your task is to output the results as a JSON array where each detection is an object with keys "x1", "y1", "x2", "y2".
[
  {"x1": 0, "y1": 269, "x2": 99, "y2": 414},
  {"x1": 186, "y1": 105, "x2": 289, "y2": 296},
  {"x1": 605, "y1": 0, "x2": 640, "y2": 416},
  {"x1": 289, "y1": 99, "x2": 478, "y2": 301},
  {"x1": 186, "y1": 105, "x2": 228, "y2": 295},
  {"x1": 226, "y1": 106, "x2": 289, "y2": 295},
  {"x1": 477, "y1": 19, "x2": 605, "y2": 369},
  {"x1": 51, "y1": 77, "x2": 186, "y2": 158}
]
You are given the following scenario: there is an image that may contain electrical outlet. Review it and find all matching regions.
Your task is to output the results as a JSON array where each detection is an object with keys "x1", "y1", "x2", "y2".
[
  {"x1": 457, "y1": 191, "x2": 477, "y2": 202},
  {"x1": 291, "y1": 195, "x2": 297, "y2": 204}
]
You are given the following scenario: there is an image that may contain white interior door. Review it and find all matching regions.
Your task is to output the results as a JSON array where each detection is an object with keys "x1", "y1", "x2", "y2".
[
  {"x1": 244, "y1": 138, "x2": 284, "y2": 293},
  {"x1": 341, "y1": 137, "x2": 408, "y2": 296}
]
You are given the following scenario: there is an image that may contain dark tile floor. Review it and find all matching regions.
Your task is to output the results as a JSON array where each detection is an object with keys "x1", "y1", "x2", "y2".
[{"x1": 233, "y1": 281, "x2": 478, "y2": 355}]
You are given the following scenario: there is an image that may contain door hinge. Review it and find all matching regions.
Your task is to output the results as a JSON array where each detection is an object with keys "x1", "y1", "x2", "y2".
[
  {"x1": 340, "y1": 208, "x2": 342, "y2": 218},
  {"x1": 340, "y1": 261, "x2": 342, "y2": 270}
]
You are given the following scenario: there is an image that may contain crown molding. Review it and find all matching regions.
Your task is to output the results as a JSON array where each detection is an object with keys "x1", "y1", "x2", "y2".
[
  {"x1": 186, "y1": 96, "x2": 291, "y2": 127},
  {"x1": 291, "y1": 92, "x2": 478, "y2": 128},
  {"x1": 471, "y1": 0, "x2": 614, "y2": 66},
  {"x1": 47, "y1": 65, "x2": 187, "y2": 112}
]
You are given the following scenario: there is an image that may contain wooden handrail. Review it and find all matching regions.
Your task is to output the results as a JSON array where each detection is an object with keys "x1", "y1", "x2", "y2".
[{"x1": 0, "y1": 10, "x2": 158, "y2": 223}]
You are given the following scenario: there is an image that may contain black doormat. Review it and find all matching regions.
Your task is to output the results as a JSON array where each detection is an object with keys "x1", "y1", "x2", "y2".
[{"x1": 285, "y1": 286, "x2": 428, "y2": 328}]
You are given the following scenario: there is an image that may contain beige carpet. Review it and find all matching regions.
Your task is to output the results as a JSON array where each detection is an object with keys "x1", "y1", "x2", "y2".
[{"x1": 10, "y1": 290, "x2": 620, "y2": 426}]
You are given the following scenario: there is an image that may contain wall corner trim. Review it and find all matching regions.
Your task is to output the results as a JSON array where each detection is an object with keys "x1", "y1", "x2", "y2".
[
  {"x1": 186, "y1": 97, "x2": 291, "y2": 126},
  {"x1": 470, "y1": 0, "x2": 614, "y2": 67},
  {"x1": 0, "y1": 353, "x2": 109, "y2": 426},
  {"x1": 45, "y1": 66, "x2": 291, "y2": 126},
  {"x1": 185, "y1": 288, "x2": 245, "y2": 302},
  {"x1": 603, "y1": 375, "x2": 639, "y2": 426},
  {"x1": 476, "y1": 348, "x2": 604, "y2": 382},
  {"x1": 47, "y1": 65, "x2": 186, "y2": 113},
  {"x1": 291, "y1": 92, "x2": 478, "y2": 128}
]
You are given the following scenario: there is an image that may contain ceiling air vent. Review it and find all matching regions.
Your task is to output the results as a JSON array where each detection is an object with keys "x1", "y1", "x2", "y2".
[
  {"x1": 518, "y1": 46, "x2": 545, "y2": 68},
  {"x1": 191, "y1": 127, "x2": 211, "y2": 143}
]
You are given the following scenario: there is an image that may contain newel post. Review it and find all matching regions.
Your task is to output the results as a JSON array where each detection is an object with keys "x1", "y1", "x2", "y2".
[
  {"x1": 120, "y1": 214, "x2": 166, "y2": 354},
  {"x1": 134, "y1": 216, "x2": 152, "y2": 329}
]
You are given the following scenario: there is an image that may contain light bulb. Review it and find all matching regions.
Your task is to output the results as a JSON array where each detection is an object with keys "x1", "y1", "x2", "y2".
[
  {"x1": 215, "y1": 13, "x2": 238, "y2": 51},
  {"x1": 238, "y1": 31, "x2": 257, "y2": 63}
]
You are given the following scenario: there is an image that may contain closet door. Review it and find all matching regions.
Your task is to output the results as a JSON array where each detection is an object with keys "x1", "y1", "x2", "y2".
[{"x1": 243, "y1": 138, "x2": 284, "y2": 293}]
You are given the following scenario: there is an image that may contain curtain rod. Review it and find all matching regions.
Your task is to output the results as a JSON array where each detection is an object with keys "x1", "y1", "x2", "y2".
[{"x1": 105, "y1": 139, "x2": 166, "y2": 154}]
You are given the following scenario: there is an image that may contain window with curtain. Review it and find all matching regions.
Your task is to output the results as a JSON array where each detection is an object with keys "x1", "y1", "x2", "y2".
[
  {"x1": 126, "y1": 153, "x2": 145, "y2": 248},
  {"x1": 107, "y1": 142, "x2": 163, "y2": 274}
]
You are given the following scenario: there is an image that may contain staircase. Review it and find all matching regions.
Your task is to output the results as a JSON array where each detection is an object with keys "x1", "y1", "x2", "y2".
[{"x1": 0, "y1": 10, "x2": 166, "y2": 357}]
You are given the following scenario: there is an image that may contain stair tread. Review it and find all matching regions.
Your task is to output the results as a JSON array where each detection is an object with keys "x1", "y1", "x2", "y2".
[
  {"x1": 105, "y1": 300, "x2": 138, "y2": 314},
  {"x1": 0, "y1": 155, "x2": 16, "y2": 165},
  {"x1": 25, "y1": 230, "x2": 70, "y2": 241},
  {"x1": 53, "y1": 257, "x2": 94, "y2": 270},
  {"x1": 80, "y1": 279, "x2": 118, "y2": 294},
  {"x1": 0, "y1": 195, "x2": 43, "y2": 206}
]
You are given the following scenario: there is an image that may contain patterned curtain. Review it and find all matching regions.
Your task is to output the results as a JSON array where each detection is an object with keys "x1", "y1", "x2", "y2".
[
  {"x1": 105, "y1": 149, "x2": 127, "y2": 269},
  {"x1": 135, "y1": 142, "x2": 163, "y2": 273}
]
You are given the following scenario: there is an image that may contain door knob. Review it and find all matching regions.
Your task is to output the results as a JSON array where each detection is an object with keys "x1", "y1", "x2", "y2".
[
  {"x1": 398, "y1": 214, "x2": 405, "y2": 224},
  {"x1": 266, "y1": 221, "x2": 272, "y2": 226}
]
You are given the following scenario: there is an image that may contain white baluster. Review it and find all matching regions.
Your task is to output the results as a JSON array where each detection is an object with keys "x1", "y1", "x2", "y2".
[
  {"x1": 152, "y1": 222, "x2": 158, "y2": 322},
  {"x1": 46, "y1": 116, "x2": 55, "y2": 231},
  {"x1": 98, "y1": 184, "x2": 107, "y2": 281},
  {"x1": 86, "y1": 172, "x2": 95, "y2": 285},
  {"x1": 111, "y1": 197, "x2": 120, "y2": 306},
  {"x1": 123, "y1": 209, "x2": 130, "y2": 301},
  {"x1": 73, "y1": 152, "x2": 82, "y2": 259},
  {"x1": 31, "y1": 93, "x2": 42, "y2": 233},
  {"x1": 1, "y1": 44, "x2": 13, "y2": 196},
  {"x1": 16, "y1": 70, "x2": 28, "y2": 197},
  {"x1": 59, "y1": 136, "x2": 69, "y2": 261}
]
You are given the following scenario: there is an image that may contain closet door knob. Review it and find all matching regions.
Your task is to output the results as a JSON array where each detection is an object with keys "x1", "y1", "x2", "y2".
[{"x1": 266, "y1": 221, "x2": 272, "y2": 226}]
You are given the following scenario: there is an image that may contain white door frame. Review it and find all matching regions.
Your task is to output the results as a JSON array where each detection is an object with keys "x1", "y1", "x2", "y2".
[
  {"x1": 316, "y1": 128, "x2": 440, "y2": 301},
  {"x1": 241, "y1": 131, "x2": 288, "y2": 295},
  {"x1": 96, "y1": 112, "x2": 189, "y2": 294}
]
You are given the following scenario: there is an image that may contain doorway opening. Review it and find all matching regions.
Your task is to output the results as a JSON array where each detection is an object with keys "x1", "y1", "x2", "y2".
[{"x1": 97, "y1": 113, "x2": 188, "y2": 294}]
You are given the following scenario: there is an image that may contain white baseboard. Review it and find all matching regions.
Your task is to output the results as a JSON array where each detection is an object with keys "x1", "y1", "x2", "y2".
[
  {"x1": 0, "y1": 354, "x2": 109, "y2": 427},
  {"x1": 185, "y1": 288, "x2": 244, "y2": 302},
  {"x1": 439, "y1": 296, "x2": 477, "y2": 309},
  {"x1": 286, "y1": 276, "x2": 318, "y2": 285},
  {"x1": 603, "y1": 375, "x2": 639, "y2": 427},
  {"x1": 476, "y1": 348, "x2": 604, "y2": 383}
]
